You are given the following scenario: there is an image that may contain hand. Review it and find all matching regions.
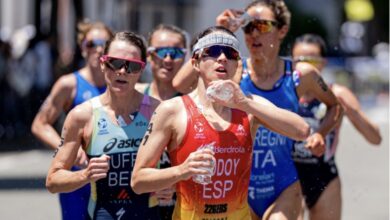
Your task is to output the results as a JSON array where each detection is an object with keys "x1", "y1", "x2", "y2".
[
  {"x1": 216, "y1": 9, "x2": 245, "y2": 32},
  {"x1": 304, "y1": 132, "x2": 325, "y2": 157},
  {"x1": 178, "y1": 148, "x2": 215, "y2": 181},
  {"x1": 74, "y1": 147, "x2": 89, "y2": 168},
  {"x1": 207, "y1": 80, "x2": 246, "y2": 109},
  {"x1": 83, "y1": 154, "x2": 110, "y2": 182}
]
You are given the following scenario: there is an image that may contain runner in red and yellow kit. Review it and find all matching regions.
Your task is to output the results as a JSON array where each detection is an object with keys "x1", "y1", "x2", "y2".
[{"x1": 131, "y1": 26, "x2": 310, "y2": 220}]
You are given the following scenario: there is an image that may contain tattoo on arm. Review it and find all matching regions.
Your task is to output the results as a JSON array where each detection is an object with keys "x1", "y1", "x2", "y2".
[
  {"x1": 53, "y1": 136, "x2": 64, "y2": 158},
  {"x1": 317, "y1": 77, "x2": 328, "y2": 92},
  {"x1": 142, "y1": 123, "x2": 154, "y2": 145}
]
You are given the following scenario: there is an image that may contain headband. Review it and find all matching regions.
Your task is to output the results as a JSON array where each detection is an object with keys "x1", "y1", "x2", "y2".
[{"x1": 192, "y1": 32, "x2": 239, "y2": 55}]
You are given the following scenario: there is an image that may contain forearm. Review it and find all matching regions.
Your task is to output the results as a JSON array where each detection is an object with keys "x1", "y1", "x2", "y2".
[
  {"x1": 32, "y1": 123, "x2": 61, "y2": 150},
  {"x1": 172, "y1": 60, "x2": 198, "y2": 94},
  {"x1": 240, "y1": 98, "x2": 309, "y2": 141},
  {"x1": 132, "y1": 166, "x2": 182, "y2": 194},
  {"x1": 346, "y1": 109, "x2": 382, "y2": 145},
  {"x1": 46, "y1": 169, "x2": 89, "y2": 193},
  {"x1": 317, "y1": 103, "x2": 343, "y2": 137}
]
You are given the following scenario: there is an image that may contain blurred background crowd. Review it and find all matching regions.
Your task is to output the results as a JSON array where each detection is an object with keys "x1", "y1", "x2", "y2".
[{"x1": 0, "y1": 0, "x2": 388, "y2": 149}]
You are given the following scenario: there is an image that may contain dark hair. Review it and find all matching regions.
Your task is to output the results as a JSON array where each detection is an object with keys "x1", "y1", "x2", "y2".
[
  {"x1": 77, "y1": 21, "x2": 113, "y2": 46},
  {"x1": 103, "y1": 31, "x2": 147, "y2": 63},
  {"x1": 190, "y1": 26, "x2": 236, "y2": 52},
  {"x1": 293, "y1": 34, "x2": 327, "y2": 57},
  {"x1": 245, "y1": 0, "x2": 291, "y2": 29},
  {"x1": 147, "y1": 24, "x2": 187, "y2": 48}
]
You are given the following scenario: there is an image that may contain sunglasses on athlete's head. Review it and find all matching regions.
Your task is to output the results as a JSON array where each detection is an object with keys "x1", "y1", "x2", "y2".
[
  {"x1": 100, "y1": 55, "x2": 145, "y2": 74},
  {"x1": 148, "y1": 47, "x2": 187, "y2": 60},
  {"x1": 293, "y1": 55, "x2": 324, "y2": 66},
  {"x1": 199, "y1": 45, "x2": 240, "y2": 60},
  {"x1": 242, "y1": 19, "x2": 279, "y2": 34},
  {"x1": 83, "y1": 39, "x2": 107, "y2": 48}
]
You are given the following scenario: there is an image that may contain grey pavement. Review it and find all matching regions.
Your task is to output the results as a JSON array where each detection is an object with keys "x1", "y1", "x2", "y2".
[{"x1": 0, "y1": 104, "x2": 388, "y2": 220}]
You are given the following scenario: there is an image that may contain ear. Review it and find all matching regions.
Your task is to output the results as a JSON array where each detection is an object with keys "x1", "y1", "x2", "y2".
[
  {"x1": 278, "y1": 25, "x2": 289, "y2": 40},
  {"x1": 100, "y1": 62, "x2": 106, "y2": 72},
  {"x1": 191, "y1": 57, "x2": 201, "y2": 72}
]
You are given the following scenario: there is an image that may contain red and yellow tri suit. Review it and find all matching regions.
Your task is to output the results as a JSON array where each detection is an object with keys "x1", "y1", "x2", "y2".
[{"x1": 169, "y1": 95, "x2": 253, "y2": 220}]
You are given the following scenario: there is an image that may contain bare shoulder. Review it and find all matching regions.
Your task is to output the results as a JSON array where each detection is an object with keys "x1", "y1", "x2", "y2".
[
  {"x1": 66, "y1": 100, "x2": 93, "y2": 125},
  {"x1": 154, "y1": 96, "x2": 184, "y2": 117},
  {"x1": 54, "y1": 73, "x2": 77, "y2": 92}
]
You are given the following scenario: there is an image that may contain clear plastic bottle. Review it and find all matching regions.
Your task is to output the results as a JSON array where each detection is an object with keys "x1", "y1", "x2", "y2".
[
  {"x1": 192, "y1": 142, "x2": 216, "y2": 185},
  {"x1": 206, "y1": 84, "x2": 234, "y2": 102}
]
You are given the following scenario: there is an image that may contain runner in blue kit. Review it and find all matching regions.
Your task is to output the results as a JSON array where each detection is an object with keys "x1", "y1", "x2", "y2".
[
  {"x1": 215, "y1": 1, "x2": 344, "y2": 219},
  {"x1": 32, "y1": 21, "x2": 113, "y2": 220},
  {"x1": 291, "y1": 33, "x2": 382, "y2": 220},
  {"x1": 46, "y1": 31, "x2": 162, "y2": 220}
]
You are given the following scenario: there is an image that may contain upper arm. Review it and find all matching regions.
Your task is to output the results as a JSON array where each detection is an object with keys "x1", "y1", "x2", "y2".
[
  {"x1": 332, "y1": 84, "x2": 360, "y2": 110},
  {"x1": 135, "y1": 100, "x2": 181, "y2": 169},
  {"x1": 296, "y1": 63, "x2": 338, "y2": 106},
  {"x1": 34, "y1": 75, "x2": 75, "y2": 125},
  {"x1": 50, "y1": 104, "x2": 91, "y2": 171}
]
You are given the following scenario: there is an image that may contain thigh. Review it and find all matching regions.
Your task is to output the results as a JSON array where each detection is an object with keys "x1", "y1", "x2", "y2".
[
  {"x1": 263, "y1": 181, "x2": 303, "y2": 220},
  {"x1": 309, "y1": 177, "x2": 341, "y2": 220}
]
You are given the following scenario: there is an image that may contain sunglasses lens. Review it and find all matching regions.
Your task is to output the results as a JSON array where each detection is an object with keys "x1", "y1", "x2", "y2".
[
  {"x1": 203, "y1": 46, "x2": 239, "y2": 60},
  {"x1": 127, "y1": 62, "x2": 143, "y2": 73},
  {"x1": 243, "y1": 20, "x2": 277, "y2": 34},
  {"x1": 85, "y1": 39, "x2": 106, "y2": 48},
  {"x1": 106, "y1": 58, "x2": 143, "y2": 74},
  {"x1": 155, "y1": 47, "x2": 185, "y2": 59}
]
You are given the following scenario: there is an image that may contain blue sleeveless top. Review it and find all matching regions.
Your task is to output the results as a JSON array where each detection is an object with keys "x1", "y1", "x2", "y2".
[
  {"x1": 86, "y1": 96, "x2": 159, "y2": 219},
  {"x1": 71, "y1": 71, "x2": 106, "y2": 108},
  {"x1": 240, "y1": 58, "x2": 301, "y2": 216}
]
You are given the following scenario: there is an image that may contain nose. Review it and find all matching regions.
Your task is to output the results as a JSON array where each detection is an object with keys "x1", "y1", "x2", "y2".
[
  {"x1": 163, "y1": 53, "x2": 174, "y2": 62},
  {"x1": 96, "y1": 45, "x2": 104, "y2": 54},
  {"x1": 217, "y1": 51, "x2": 228, "y2": 62}
]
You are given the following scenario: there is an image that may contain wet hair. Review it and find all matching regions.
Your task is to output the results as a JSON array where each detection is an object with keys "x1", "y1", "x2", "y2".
[
  {"x1": 245, "y1": 0, "x2": 291, "y2": 29},
  {"x1": 76, "y1": 21, "x2": 114, "y2": 47},
  {"x1": 103, "y1": 31, "x2": 147, "y2": 63},
  {"x1": 147, "y1": 24, "x2": 187, "y2": 48},
  {"x1": 293, "y1": 33, "x2": 327, "y2": 57},
  {"x1": 190, "y1": 26, "x2": 236, "y2": 53}
]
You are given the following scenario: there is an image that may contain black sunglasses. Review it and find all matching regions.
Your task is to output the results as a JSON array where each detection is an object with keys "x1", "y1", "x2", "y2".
[
  {"x1": 83, "y1": 39, "x2": 107, "y2": 48},
  {"x1": 201, "y1": 45, "x2": 240, "y2": 60},
  {"x1": 242, "y1": 20, "x2": 278, "y2": 34},
  {"x1": 100, "y1": 55, "x2": 145, "y2": 74}
]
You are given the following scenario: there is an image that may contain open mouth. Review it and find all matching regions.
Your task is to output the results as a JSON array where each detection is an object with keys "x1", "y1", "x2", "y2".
[{"x1": 115, "y1": 79, "x2": 128, "y2": 84}]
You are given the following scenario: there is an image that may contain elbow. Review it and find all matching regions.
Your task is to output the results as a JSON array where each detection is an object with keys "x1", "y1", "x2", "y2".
[
  {"x1": 130, "y1": 173, "x2": 144, "y2": 195},
  {"x1": 46, "y1": 177, "x2": 58, "y2": 194},
  {"x1": 31, "y1": 120, "x2": 39, "y2": 136},
  {"x1": 370, "y1": 134, "x2": 382, "y2": 145}
]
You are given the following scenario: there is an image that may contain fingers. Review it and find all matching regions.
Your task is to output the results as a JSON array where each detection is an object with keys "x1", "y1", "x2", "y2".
[
  {"x1": 86, "y1": 154, "x2": 110, "y2": 181},
  {"x1": 216, "y1": 9, "x2": 245, "y2": 32}
]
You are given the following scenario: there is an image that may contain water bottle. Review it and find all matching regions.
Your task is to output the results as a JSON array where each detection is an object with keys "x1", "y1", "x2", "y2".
[
  {"x1": 206, "y1": 83, "x2": 234, "y2": 102},
  {"x1": 192, "y1": 142, "x2": 216, "y2": 185}
]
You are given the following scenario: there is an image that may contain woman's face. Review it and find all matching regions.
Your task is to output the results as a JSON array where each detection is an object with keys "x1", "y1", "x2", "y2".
[
  {"x1": 194, "y1": 38, "x2": 239, "y2": 84},
  {"x1": 83, "y1": 28, "x2": 111, "y2": 68},
  {"x1": 292, "y1": 42, "x2": 325, "y2": 70},
  {"x1": 101, "y1": 40, "x2": 144, "y2": 94},
  {"x1": 149, "y1": 30, "x2": 186, "y2": 83},
  {"x1": 244, "y1": 5, "x2": 287, "y2": 59}
]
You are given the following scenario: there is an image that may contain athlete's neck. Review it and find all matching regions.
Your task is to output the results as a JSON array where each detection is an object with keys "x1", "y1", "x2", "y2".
[
  {"x1": 80, "y1": 65, "x2": 106, "y2": 87},
  {"x1": 149, "y1": 79, "x2": 177, "y2": 101}
]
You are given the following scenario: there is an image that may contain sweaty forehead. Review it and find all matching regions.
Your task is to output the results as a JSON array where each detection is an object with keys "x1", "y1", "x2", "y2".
[
  {"x1": 247, "y1": 5, "x2": 275, "y2": 20},
  {"x1": 151, "y1": 30, "x2": 184, "y2": 47}
]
